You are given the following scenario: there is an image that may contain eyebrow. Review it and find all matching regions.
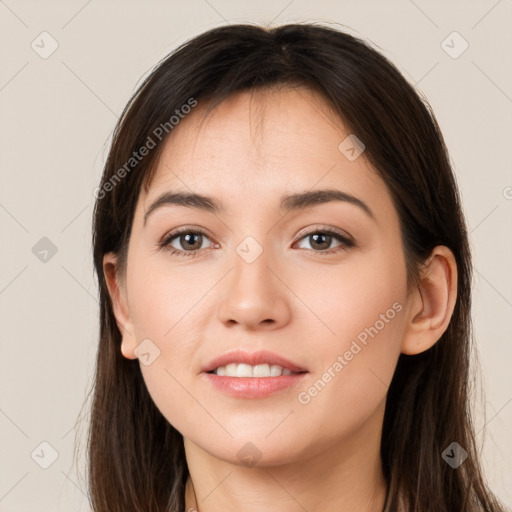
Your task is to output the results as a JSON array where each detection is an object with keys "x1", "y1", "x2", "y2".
[{"x1": 143, "y1": 188, "x2": 375, "y2": 225}]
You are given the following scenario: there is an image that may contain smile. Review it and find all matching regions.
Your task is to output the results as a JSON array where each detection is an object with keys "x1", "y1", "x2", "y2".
[{"x1": 209, "y1": 363, "x2": 303, "y2": 377}]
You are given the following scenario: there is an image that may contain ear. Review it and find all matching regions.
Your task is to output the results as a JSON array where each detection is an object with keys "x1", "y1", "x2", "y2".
[
  {"x1": 401, "y1": 246, "x2": 458, "y2": 355},
  {"x1": 103, "y1": 252, "x2": 138, "y2": 360}
]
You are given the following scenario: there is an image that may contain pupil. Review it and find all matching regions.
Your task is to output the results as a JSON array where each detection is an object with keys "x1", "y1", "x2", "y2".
[
  {"x1": 183, "y1": 233, "x2": 201, "y2": 250},
  {"x1": 311, "y1": 233, "x2": 330, "y2": 250}
]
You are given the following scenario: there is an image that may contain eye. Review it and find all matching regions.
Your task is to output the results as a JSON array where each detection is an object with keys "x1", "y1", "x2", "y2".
[
  {"x1": 293, "y1": 227, "x2": 355, "y2": 255},
  {"x1": 159, "y1": 228, "x2": 215, "y2": 258}
]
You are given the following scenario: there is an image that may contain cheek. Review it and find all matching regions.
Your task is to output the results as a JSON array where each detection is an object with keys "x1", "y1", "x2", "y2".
[
  {"x1": 298, "y1": 247, "x2": 407, "y2": 347},
  {"x1": 127, "y1": 250, "x2": 206, "y2": 346},
  {"x1": 293, "y1": 249, "x2": 407, "y2": 407},
  {"x1": 125, "y1": 254, "x2": 215, "y2": 433}
]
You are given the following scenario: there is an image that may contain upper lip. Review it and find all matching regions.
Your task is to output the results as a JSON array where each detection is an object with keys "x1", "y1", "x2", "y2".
[{"x1": 202, "y1": 349, "x2": 308, "y2": 374}]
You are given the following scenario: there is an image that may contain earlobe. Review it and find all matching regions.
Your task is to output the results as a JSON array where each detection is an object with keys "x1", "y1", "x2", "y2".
[
  {"x1": 401, "y1": 246, "x2": 458, "y2": 355},
  {"x1": 103, "y1": 252, "x2": 138, "y2": 360}
]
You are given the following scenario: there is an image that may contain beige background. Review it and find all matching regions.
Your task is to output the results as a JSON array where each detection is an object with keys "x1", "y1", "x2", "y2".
[{"x1": 1, "y1": 0, "x2": 511, "y2": 510}]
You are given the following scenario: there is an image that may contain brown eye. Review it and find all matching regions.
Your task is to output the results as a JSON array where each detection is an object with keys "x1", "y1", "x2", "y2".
[
  {"x1": 294, "y1": 229, "x2": 355, "y2": 254},
  {"x1": 160, "y1": 229, "x2": 213, "y2": 257},
  {"x1": 175, "y1": 232, "x2": 204, "y2": 251},
  {"x1": 308, "y1": 232, "x2": 333, "y2": 251}
]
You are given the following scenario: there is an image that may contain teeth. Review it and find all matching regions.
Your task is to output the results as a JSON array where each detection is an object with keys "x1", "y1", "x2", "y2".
[
  {"x1": 212, "y1": 363, "x2": 296, "y2": 377},
  {"x1": 236, "y1": 363, "x2": 252, "y2": 377}
]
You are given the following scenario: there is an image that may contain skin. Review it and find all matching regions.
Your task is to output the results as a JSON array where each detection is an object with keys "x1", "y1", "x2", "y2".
[{"x1": 104, "y1": 86, "x2": 458, "y2": 512}]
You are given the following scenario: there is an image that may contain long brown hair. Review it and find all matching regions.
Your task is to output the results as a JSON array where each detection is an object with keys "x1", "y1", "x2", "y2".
[{"x1": 81, "y1": 22, "x2": 508, "y2": 511}]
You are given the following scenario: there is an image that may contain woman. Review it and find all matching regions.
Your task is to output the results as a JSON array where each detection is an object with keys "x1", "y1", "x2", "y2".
[{"x1": 86, "y1": 22, "x2": 508, "y2": 511}]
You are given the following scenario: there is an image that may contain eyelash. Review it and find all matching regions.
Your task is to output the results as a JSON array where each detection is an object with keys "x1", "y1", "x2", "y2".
[{"x1": 158, "y1": 226, "x2": 355, "y2": 258}]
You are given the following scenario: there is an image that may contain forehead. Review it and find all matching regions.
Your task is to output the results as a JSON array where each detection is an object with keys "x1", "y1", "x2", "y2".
[{"x1": 138, "y1": 86, "x2": 394, "y2": 221}]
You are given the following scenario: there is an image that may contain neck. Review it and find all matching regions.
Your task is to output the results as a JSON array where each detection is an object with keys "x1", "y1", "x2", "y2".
[{"x1": 184, "y1": 401, "x2": 388, "y2": 512}]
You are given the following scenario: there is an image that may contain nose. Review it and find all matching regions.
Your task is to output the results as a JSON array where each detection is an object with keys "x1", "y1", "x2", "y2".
[{"x1": 217, "y1": 243, "x2": 292, "y2": 330}]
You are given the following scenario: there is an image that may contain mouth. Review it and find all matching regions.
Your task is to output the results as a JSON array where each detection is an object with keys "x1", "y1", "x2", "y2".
[
  {"x1": 207, "y1": 363, "x2": 306, "y2": 377},
  {"x1": 201, "y1": 349, "x2": 308, "y2": 375},
  {"x1": 201, "y1": 350, "x2": 308, "y2": 398}
]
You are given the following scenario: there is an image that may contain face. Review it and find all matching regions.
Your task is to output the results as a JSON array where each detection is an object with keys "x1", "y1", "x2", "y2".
[{"x1": 114, "y1": 86, "x2": 411, "y2": 466}]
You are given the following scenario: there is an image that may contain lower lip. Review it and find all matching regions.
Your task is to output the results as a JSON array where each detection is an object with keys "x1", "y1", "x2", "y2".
[{"x1": 202, "y1": 372, "x2": 308, "y2": 398}]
